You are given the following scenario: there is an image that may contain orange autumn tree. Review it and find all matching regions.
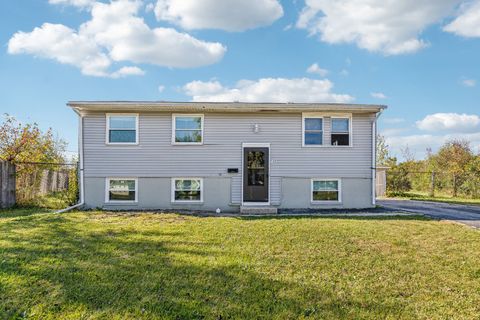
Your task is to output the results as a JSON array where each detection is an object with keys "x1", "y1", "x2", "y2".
[
  {"x1": 0, "y1": 114, "x2": 66, "y2": 164},
  {"x1": 0, "y1": 114, "x2": 77, "y2": 205}
]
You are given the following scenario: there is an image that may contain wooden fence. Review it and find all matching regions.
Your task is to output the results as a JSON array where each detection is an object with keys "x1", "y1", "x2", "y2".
[
  {"x1": 15, "y1": 164, "x2": 71, "y2": 204},
  {"x1": 375, "y1": 167, "x2": 388, "y2": 197},
  {"x1": 0, "y1": 161, "x2": 16, "y2": 208},
  {"x1": 0, "y1": 161, "x2": 75, "y2": 208}
]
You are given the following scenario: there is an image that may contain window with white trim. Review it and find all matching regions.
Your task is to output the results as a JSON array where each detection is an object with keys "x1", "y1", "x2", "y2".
[
  {"x1": 303, "y1": 116, "x2": 323, "y2": 146},
  {"x1": 107, "y1": 114, "x2": 138, "y2": 144},
  {"x1": 311, "y1": 179, "x2": 341, "y2": 202},
  {"x1": 331, "y1": 117, "x2": 350, "y2": 146},
  {"x1": 172, "y1": 178, "x2": 203, "y2": 202},
  {"x1": 172, "y1": 115, "x2": 203, "y2": 144},
  {"x1": 107, "y1": 178, "x2": 137, "y2": 202}
]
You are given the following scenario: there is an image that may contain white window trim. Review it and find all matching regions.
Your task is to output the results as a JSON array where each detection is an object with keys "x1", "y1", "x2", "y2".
[
  {"x1": 330, "y1": 115, "x2": 353, "y2": 147},
  {"x1": 241, "y1": 143, "x2": 271, "y2": 206},
  {"x1": 171, "y1": 114, "x2": 204, "y2": 145},
  {"x1": 105, "y1": 113, "x2": 139, "y2": 145},
  {"x1": 302, "y1": 113, "x2": 324, "y2": 147},
  {"x1": 301, "y1": 113, "x2": 353, "y2": 148},
  {"x1": 171, "y1": 177, "x2": 204, "y2": 203},
  {"x1": 105, "y1": 177, "x2": 138, "y2": 203},
  {"x1": 311, "y1": 178, "x2": 342, "y2": 203}
]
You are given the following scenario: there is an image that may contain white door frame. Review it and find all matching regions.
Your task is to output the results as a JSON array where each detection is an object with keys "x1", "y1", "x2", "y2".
[{"x1": 241, "y1": 143, "x2": 271, "y2": 206}]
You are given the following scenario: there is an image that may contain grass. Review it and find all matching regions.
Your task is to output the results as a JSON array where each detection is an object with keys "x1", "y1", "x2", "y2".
[
  {"x1": 386, "y1": 191, "x2": 480, "y2": 206},
  {"x1": 1, "y1": 210, "x2": 479, "y2": 319},
  {"x1": 16, "y1": 191, "x2": 77, "y2": 211},
  {"x1": 0, "y1": 192, "x2": 72, "y2": 219}
]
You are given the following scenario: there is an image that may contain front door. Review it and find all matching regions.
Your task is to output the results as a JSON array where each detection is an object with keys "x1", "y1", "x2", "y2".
[{"x1": 243, "y1": 147, "x2": 269, "y2": 203}]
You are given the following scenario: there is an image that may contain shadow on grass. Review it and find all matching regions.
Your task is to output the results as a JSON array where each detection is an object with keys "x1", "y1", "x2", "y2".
[{"x1": 0, "y1": 214, "x2": 409, "y2": 319}]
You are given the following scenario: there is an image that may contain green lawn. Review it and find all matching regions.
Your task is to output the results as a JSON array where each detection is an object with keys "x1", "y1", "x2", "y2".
[
  {"x1": 17, "y1": 191, "x2": 76, "y2": 210},
  {"x1": 1, "y1": 210, "x2": 479, "y2": 319},
  {"x1": 386, "y1": 191, "x2": 480, "y2": 206}
]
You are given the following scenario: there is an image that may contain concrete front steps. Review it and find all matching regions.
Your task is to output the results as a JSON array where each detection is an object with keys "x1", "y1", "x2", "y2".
[{"x1": 240, "y1": 206, "x2": 278, "y2": 215}]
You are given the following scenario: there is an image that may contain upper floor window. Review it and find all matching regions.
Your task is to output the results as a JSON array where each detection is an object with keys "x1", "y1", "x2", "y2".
[
  {"x1": 106, "y1": 114, "x2": 138, "y2": 144},
  {"x1": 172, "y1": 114, "x2": 203, "y2": 144},
  {"x1": 303, "y1": 115, "x2": 323, "y2": 146},
  {"x1": 331, "y1": 117, "x2": 350, "y2": 146}
]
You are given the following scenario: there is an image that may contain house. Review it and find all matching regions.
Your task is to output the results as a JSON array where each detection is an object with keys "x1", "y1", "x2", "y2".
[{"x1": 69, "y1": 101, "x2": 386, "y2": 213}]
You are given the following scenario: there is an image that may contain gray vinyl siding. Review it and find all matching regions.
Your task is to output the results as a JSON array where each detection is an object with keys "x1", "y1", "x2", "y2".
[{"x1": 83, "y1": 112, "x2": 374, "y2": 205}]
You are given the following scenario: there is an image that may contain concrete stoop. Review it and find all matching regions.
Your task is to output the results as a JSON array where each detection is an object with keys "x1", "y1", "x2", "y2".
[{"x1": 240, "y1": 206, "x2": 278, "y2": 215}]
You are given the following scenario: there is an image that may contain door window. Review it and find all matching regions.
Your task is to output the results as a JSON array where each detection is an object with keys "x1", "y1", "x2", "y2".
[{"x1": 247, "y1": 151, "x2": 265, "y2": 186}]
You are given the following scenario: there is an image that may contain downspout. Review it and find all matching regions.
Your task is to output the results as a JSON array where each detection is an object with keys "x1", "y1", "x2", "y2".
[
  {"x1": 56, "y1": 109, "x2": 84, "y2": 213},
  {"x1": 371, "y1": 110, "x2": 383, "y2": 206}
]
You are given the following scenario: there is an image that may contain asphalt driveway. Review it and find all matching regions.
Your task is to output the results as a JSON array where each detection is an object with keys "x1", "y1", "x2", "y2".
[{"x1": 378, "y1": 199, "x2": 480, "y2": 228}]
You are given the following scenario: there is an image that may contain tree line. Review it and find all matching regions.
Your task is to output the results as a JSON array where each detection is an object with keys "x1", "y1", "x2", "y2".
[{"x1": 377, "y1": 135, "x2": 480, "y2": 198}]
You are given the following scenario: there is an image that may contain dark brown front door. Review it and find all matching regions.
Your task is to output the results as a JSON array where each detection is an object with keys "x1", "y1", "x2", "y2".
[{"x1": 243, "y1": 147, "x2": 269, "y2": 203}]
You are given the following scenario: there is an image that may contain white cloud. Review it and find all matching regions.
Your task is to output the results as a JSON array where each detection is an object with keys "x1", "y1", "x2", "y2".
[
  {"x1": 182, "y1": 77, "x2": 354, "y2": 103},
  {"x1": 371, "y1": 92, "x2": 387, "y2": 99},
  {"x1": 158, "y1": 85, "x2": 165, "y2": 92},
  {"x1": 296, "y1": 0, "x2": 461, "y2": 55},
  {"x1": 385, "y1": 132, "x2": 480, "y2": 159},
  {"x1": 8, "y1": 23, "x2": 111, "y2": 77},
  {"x1": 383, "y1": 112, "x2": 480, "y2": 159},
  {"x1": 8, "y1": 0, "x2": 226, "y2": 77},
  {"x1": 154, "y1": 0, "x2": 283, "y2": 31},
  {"x1": 416, "y1": 113, "x2": 480, "y2": 132},
  {"x1": 444, "y1": 0, "x2": 480, "y2": 37},
  {"x1": 462, "y1": 78, "x2": 476, "y2": 87},
  {"x1": 110, "y1": 66, "x2": 145, "y2": 78},
  {"x1": 183, "y1": 80, "x2": 224, "y2": 96},
  {"x1": 48, "y1": 0, "x2": 94, "y2": 8},
  {"x1": 306, "y1": 63, "x2": 328, "y2": 77},
  {"x1": 81, "y1": 0, "x2": 226, "y2": 68},
  {"x1": 340, "y1": 69, "x2": 349, "y2": 76}
]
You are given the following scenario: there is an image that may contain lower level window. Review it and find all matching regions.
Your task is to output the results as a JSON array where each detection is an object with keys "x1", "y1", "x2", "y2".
[
  {"x1": 172, "y1": 178, "x2": 203, "y2": 202},
  {"x1": 107, "y1": 178, "x2": 137, "y2": 202},
  {"x1": 312, "y1": 179, "x2": 341, "y2": 202}
]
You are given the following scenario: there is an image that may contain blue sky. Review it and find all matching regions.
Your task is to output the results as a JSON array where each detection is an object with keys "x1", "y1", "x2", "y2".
[{"x1": 1, "y1": 0, "x2": 479, "y2": 159}]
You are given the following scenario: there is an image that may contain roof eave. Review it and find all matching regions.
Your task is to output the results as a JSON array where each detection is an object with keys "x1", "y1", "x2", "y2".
[{"x1": 67, "y1": 101, "x2": 387, "y2": 114}]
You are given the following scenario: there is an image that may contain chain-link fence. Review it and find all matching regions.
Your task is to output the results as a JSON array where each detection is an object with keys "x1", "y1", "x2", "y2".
[
  {"x1": 15, "y1": 162, "x2": 78, "y2": 208},
  {"x1": 386, "y1": 169, "x2": 480, "y2": 199}
]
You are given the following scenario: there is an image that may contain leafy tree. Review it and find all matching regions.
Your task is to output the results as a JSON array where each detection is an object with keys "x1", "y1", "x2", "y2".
[
  {"x1": 430, "y1": 140, "x2": 473, "y2": 197},
  {"x1": 376, "y1": 134, "x2": 390, "y2": 166},
  {"x1": 0, "y1": 114, "x2": 66, "y2": 163},
  {"x1": 461, "y1": 155, "x2": 480, "y2": 197},
  {"x1": 0, "y1": 114, "x2": 76, "y2": 206},
  {"x1": 385, "y1": 157, "x2": 411, "y2": 195}
]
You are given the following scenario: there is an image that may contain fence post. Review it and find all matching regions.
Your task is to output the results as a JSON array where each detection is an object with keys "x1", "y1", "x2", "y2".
[
  {"x1": 429, "y1": 171, "x2": 435, "y2": 197},
  {"x1": 452, "y1": 174, "x2": 457, "y2": 197},
  {"x1": 0, "y1": 161, "x2": 16, "y2": 208}
]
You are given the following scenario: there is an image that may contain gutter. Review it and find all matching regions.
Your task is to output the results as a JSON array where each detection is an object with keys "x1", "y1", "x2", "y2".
[
  {"x1": 371, "y1": 110, "x2": 384, "y2": 206},
  {"x1": 55, "y1": 110, "x2": 85, "y2": 213},
  {"x1": 68, "y1": 101, "x2": 387, "y2": 114}
]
